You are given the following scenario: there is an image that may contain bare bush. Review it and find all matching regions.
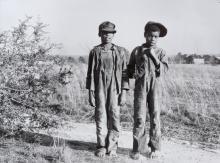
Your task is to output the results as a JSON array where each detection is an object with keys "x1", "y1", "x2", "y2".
[{"x1": 0, "y1": 17, "x2": 64, "y2": 135}]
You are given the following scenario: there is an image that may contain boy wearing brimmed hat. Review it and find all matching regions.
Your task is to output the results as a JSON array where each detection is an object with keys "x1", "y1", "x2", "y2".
[
  {"x1": 86, "y1": 21, "x2": 129, "y2": 157},
  {"x1": 127, "y1": 21, "x2": 168, "y2": 159}
]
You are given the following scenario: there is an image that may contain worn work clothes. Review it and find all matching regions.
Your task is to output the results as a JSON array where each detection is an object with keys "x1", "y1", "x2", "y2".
[
  {"x1": 86, "y1": 44, "x2": 129, "y2": 93},
  {"x1": 127, "y1": 44, "x2": 168, "y2": 152},
  {"x1": 86, "y1": 44, "x2": 129, "y2": 153}
]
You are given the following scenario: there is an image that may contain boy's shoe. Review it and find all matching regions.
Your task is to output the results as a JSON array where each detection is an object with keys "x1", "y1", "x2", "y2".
[
  {"x1": 130, "y1": 151, "x2": 140, "y2": 160},
  {"x1": 95, "y1": 148, "x2": 106, "y2": 158},
  {"x1": 107, "y1": 150, "x2": 118, "y2": 157},
  {"x1": 149, "y1": 149, "x2": 162, "y2": 159}
]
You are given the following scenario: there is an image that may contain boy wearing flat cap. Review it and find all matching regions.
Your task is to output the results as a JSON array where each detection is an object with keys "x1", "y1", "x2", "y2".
[
  {"x1": 86, "y1": 21, "x2": 129, "y2": 157},
  {"x1": 127, "y1": 21, "x2": 168, "y2": 159}
]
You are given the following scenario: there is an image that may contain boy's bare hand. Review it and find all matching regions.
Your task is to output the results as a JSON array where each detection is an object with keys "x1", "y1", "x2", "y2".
[
  {"x1": 149, "y1": 48, "x2": 156, "y2": 57},
  {"x1": 119, "y1": 90, "x2": 126, "y2": 106},
  {"x1": 149, "y1": 48, "x2": 160, "y2": 66},
  {"x1": 89, "y1": 90, "x2": 96, "y2": 107}
]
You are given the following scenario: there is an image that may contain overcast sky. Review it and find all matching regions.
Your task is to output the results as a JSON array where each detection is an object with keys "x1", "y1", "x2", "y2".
[{"x1": 0, "y1": 0, "x2": 220, "y2": 56}]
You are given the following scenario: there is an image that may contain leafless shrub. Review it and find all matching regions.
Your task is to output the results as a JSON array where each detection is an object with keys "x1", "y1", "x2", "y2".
[{"x1": 0, "y1": 17, "x2": 65, "y2": 135}]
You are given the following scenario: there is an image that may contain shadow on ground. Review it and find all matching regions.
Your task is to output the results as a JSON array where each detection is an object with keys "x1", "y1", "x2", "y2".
[{"x1": 16, "y1": 130, "x2": 131, "y2": 156}]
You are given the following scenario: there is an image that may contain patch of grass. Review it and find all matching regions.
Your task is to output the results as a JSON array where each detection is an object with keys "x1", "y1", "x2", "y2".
[
  {"x1": 62, "y1": 64, "x2": 220, "y2": 145},
  {"x1": 0, "y1": 133, "x2": 133, "y2": 163}
]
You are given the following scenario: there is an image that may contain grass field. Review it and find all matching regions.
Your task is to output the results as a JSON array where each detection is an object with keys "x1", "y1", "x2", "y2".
[
  {"x1": 60, "y1": 63, "x2": 220, "y2": 144},
  {"x1": 45, "y1": 63, "x2": 220, "y2": 144},
  {"x1": 1, "y1": 17, "x2": 219, "y2": 162},
  {"x1": 0, "y1": 63, "x2": 220, "y2": 162}
]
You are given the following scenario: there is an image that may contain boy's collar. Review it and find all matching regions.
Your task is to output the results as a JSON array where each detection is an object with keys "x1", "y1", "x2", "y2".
[{"x1": 100, "y1": 43, "x2": 116, "y2": 50}]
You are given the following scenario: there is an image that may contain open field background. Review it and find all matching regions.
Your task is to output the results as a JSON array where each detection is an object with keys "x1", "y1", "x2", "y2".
[
  {"x1": 0, "y1": 18, "x2": 219, "y2": 162},
  {"x1": 59, "y1": 63, "x2": 220, "y2": 145}
]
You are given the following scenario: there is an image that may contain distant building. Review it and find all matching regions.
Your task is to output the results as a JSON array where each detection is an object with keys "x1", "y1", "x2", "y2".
[
  {"x1": 204, "y1": 56, "x2": 220, "y2": 64},
  {"x1": 171, "y1": 53, "x2": 220, "y2": 64},
  {"x1": 193, "y1": 58, "x2": 204, "y2": 64},
  {"x1": 215, "y1": 57, "x2": 220, "y2": 64}
]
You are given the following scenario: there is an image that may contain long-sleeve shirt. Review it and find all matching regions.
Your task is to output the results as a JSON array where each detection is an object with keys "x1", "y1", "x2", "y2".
[
  {"x1": 86, "y1": 44, "x2": 129, "y2": 94},
  {"x1": 127, "y1": 44, "x2": 168, "y2": 79}
]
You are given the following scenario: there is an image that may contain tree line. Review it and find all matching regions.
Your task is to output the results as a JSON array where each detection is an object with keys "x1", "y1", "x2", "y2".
[{"x1": 168, "y1": 52, "x2": 220, "y2": 64}]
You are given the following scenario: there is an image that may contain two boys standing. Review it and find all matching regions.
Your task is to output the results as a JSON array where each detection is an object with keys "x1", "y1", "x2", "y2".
[{"x1": 86, "y1": 21, "x2": 168, "y2": 159}]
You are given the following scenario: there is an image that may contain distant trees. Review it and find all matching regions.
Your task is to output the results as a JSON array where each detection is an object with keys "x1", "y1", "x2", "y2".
[
  {"x1": 169, "y1": 52, "x2": 220, "y2": 64},
  {"x1": 78, "y1": 56, "x2": 88, "y2": 64}
]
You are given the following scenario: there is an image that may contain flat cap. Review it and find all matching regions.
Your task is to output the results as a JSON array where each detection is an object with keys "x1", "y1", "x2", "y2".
[{"x1": 99, "y1": 21, "x2": 116, "y2": 33}]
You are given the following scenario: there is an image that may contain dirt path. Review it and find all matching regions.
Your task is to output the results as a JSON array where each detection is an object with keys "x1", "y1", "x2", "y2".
[{"x1": 47, "y1": 122, "x2": 220, "y2": 163}]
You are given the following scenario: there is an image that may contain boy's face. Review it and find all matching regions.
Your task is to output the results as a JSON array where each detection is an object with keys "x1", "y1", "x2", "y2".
[
  {"x1": 100, "y1": 31, "x2": 114, "y2": 44},
  {"x1": 144, "y1": 31, "x2": 160, "y2": 47}
]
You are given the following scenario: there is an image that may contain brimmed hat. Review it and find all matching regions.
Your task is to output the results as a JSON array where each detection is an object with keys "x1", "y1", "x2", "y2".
[
  {"x1": 99, "y1": 21, "x2": 116, "y2": 34},
  {"x1": 144, "y1": 21, "x2": 167, "y2": 37}
]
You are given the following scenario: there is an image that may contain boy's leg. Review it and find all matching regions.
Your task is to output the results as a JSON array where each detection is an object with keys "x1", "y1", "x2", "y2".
[
  {"x1": 147, "y1": 78, "x2": 161, "y2": 155},
  {"x1": 106, "y1": 77, "x2": 120, "y2": 156},
  {"x1": 95, "y1": 81, "x2": 108, "y2": 156},
  {"x1": 132, "y1": 79, "x2": 147, "y2": 159}
]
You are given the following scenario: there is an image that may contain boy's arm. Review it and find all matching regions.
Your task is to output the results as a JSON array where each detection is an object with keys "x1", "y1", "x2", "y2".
[
  {"x1": 86, "y1": 50, "x2": 96, "y2": 107},
  {"x1": 121, "y1": 49, "x2": 129, "y2": 91},
  {"x1": 86, "y1": 50, "x2": 95, "y2": 91},
  {"x1": 127, "y1": 48, "x2": 137, "y2": 78},
  {"x1": 119, "y1": 48, "x2": 129, "y2": 106},
  {"x1": 158, "y1": 49, "x2": 169, "y2": 76},
  {"x1": 149, "y1": 48, "x2": 168, "y2": 77}
]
